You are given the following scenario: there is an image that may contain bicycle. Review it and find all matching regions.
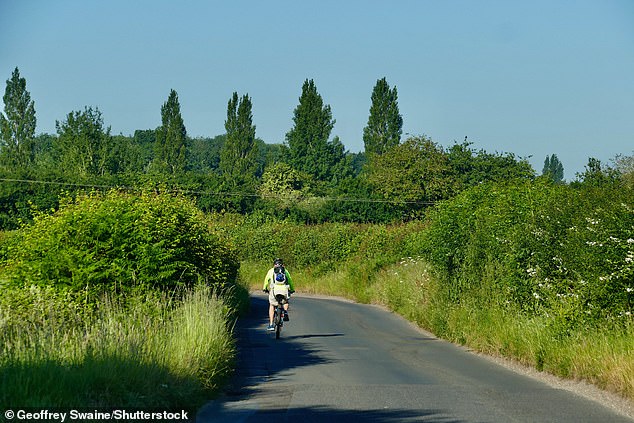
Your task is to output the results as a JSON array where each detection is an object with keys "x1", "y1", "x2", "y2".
[{"x1": 272, "y1": 294, "x2": 287, "y2": 339}]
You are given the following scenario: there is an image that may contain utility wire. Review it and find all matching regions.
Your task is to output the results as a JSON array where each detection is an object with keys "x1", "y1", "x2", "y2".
[{"x1": 0, "y1": 177, "x2": 437, "y2": 206}]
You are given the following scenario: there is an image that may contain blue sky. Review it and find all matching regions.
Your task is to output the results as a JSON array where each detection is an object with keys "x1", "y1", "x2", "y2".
[{"x1": 1, "y1": 0, "x2": 633, "y2": 179}]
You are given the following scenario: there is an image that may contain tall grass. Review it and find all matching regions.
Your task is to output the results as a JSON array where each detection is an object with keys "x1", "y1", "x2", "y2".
[{"x1": 0, "y1": 285, "x2": 236, "y2": 408}]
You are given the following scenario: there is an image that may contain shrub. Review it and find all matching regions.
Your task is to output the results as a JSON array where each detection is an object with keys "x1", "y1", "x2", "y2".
[
  {"x1": 418, "y1": 179, "x2": 634, "y2": 325},
  {"x1": 2, "y1": 190, "x2": 239, "y2": 300}
]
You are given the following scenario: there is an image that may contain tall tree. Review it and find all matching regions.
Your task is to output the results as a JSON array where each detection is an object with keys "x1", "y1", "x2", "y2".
[
  {"x1": 286, "y1": 79, "x2": 338, "y2": 181},
  {"x1": 366, "y1": 136, "x2": 455, "y2": 205},
  {"x1": 614, "y1": 152, "x2": 634, "y2": 189},
  {"x1": 54, "y1": 107, "x2": 113, "y2": 178},
  {"x1": 0, "y1": 67, "x2": 37, "y2": 169},
  {"x1": 542, "y1": 154, "x2": 564, "y2": 182},
  {"x1": 363, "y1": 77, "x2": 402, "y2": 156},
  {"x1": 155, "y1": 89, "x2": 187, "y2": 174},
  {"x1": 220, "y1": 92, "x2": 258, "y2": 188}
]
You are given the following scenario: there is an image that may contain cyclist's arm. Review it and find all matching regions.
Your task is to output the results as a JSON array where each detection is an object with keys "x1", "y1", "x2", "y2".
[
  {"x1": 263, "y1": 268, "x2": 274, "y2": 291},
  {"x1": 285, "y1": 270, "x2": 295, "y2": 291}
]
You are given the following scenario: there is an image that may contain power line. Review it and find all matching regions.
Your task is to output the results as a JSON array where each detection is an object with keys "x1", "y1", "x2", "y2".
[{"x1": 0, "y1": 177, "x2": 436, "y2": 206}]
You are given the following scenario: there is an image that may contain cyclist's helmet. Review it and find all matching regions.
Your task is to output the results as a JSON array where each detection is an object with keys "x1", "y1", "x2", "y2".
[{"x1": 273, "y1": 258, "x2": 283, "y2": 267}]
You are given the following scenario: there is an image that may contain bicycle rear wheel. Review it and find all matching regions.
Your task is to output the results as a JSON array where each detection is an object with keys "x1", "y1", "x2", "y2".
[{"x1": 274, "y1": 307, "x2": 282, "y2": 339}]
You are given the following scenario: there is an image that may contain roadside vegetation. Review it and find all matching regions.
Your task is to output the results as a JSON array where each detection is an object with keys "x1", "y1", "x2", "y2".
[{"x1": 0, "y1": 191, "x2": 247, "y2": 409}]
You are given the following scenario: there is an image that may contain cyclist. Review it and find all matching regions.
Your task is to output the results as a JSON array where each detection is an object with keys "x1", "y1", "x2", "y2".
[{"x1": 263, "y1": 258, "x2": 295, "y2": 331}]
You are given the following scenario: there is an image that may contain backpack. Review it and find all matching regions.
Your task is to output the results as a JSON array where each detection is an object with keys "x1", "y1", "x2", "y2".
[
  {"x1": 272, "y1": 266, "x2": 289, "y2": 298},
  {"x1": 274, "y1": 266, "x2": 287, "y2": 284}
]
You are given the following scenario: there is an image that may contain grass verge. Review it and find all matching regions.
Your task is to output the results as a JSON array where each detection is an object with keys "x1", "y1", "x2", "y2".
[{"x1": 0, "y1": 285, "x2": 236, "y2": 409}]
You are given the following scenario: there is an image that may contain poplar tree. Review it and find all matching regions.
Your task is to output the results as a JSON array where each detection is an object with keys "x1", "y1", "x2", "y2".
[
  {"x1": 0, "y1": 67, "x2": 37, "y2": 168},
  {"x1": 155, "y1": 89, "x2": 187, "y2": 174},
  {"x1": 363, "y1": 77, "x2": 402, "y2": 156},
  {"x1": 286, "y1": 79, "x2": 338, "y2": 181},
  {"x1": 220, "y1": 92, "x2": 258, "y2": 188},
  {"x1": 542, "y1": 154, "x2": 564, "y2": 183}
]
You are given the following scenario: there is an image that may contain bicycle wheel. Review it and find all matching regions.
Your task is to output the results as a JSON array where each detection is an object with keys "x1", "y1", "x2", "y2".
[{"x1": 274, "y1": 307, "x2": 282, "y2": 339}]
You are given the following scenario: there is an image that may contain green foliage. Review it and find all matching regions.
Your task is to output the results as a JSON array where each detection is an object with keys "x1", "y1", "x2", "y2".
[
  {"x1": 154, "y1": 89, "x2": 187, "y2": 174},
  {"x1": 2, "y1": 190, "x2": 239, "y2": 300},
  {"x1": 446, "y1": 140, "x2": 535, "y2": 189},
  {"x1": 286, "y1": 79, "x2": 348, "y2": 182},
  {"x1": 542, "y1": 153, "x2": 564, "y2": 182},
  {"x1": 220, "y1": 213, "x2": 425, "y2": 273},
  {"x1": 220, "y1": 92, "x2": 258, "y2": 189},
  {"x1": 366, "y1": 135, "x2": 456, "y2": 206},
  {"x1": 574, "y1": 157, "x2": 621, "y2": 187},
  {"x1": 258, "y1": 162, "x2": 313, "y2": 214},
  {"x1": 614, "y1": 151, "x2": 634, "y2": 189},
  {"x1": 0, "y1": 285, "x2": 236, "y2": 408},
  {"x1": 419, "y1": 178, "x2": 634, "y2": 324},
  {"x1": 54, "y1": 107, "x2": 114, "y2": 178},
  {"x1": 0, "y1": 67, "x2": 36, "y2": 169},
  {"x1": 363, "y1": 77, "x2": 402, "y2": 156},
  {"x1": 189, "y1": 135, "x2": 223, "y2": 172}
]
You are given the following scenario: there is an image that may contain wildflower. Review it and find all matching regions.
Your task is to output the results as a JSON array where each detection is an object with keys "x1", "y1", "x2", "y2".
[
  {"x1": 627, "y1": 238, "x2": 634, "y2": 244},
  {"x1": 533, "y1": 292, "x2": 540, "y2": 300},
  {"x1": 626, "y1": 287, "x2": 634, "y2": 293}
]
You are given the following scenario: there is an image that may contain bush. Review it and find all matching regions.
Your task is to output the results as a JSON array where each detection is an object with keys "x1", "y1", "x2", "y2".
[
  {"x1": 2, "y1": 190, "x2": 239, "y2": 301},
  {"x1": 418, "y1": 179, "x2": 634, "y2": 325}
]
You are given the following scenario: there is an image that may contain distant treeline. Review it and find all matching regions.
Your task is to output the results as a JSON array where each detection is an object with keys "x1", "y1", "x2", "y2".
[{"x1": 1, "y1": 67, "x2": 632, "y2": 228}]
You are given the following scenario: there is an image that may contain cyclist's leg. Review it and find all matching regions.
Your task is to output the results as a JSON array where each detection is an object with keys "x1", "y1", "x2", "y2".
[{"x1": 268, "y1": 290, "x2": 277, "y2": 325}]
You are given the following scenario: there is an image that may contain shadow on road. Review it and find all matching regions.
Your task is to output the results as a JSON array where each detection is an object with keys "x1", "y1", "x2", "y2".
[
  {"x1": 284, "y1": 333, "x2": 345, "y2": 340},
  {"x1": 198, "y1": 402, "x2": 470, "y2": 423},
  {"x1": 226, "y1": 295, "x2": 338, "y2": 389}
]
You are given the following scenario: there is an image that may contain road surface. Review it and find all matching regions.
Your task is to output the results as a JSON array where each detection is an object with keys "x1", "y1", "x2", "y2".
[{"x1": 197, "y1": 293, "x2": 633, "y2": 422}]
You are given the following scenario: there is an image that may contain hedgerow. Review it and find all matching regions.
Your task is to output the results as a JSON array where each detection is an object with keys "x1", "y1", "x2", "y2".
[
  {"x1": 419, "y1": 179, "x2": 634, "y2": 326},
  {"x1": 1, "y1": 190, "x2": 239, "y2": 302}
]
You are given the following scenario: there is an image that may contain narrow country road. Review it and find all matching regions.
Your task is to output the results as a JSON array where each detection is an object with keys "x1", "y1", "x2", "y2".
[{"x1": 197, "y1": 293, "x2": 633, "y2": 422}]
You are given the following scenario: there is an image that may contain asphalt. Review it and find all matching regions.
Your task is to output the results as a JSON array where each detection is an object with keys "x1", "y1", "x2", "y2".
[{"x1": 197, "y1": 293, "x2": 633, "y2": 422}]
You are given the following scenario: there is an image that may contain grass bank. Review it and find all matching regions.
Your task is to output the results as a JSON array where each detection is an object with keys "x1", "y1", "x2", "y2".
[{"x1": 0, "y1": 285, "x2": 237, "y2": 409}]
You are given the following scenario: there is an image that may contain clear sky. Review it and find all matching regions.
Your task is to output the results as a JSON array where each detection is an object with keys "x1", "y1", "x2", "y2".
[{"x1": 1, "y1": 0, "x2": 633, "y2": 179}]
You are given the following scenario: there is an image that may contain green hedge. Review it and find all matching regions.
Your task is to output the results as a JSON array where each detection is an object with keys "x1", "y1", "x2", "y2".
[
  {"x1": 1, "y1": 190, "x2": 239, "y2": 301},
  {"x1": 419, "y1": 179, "x2": 634, "y2": 325}
]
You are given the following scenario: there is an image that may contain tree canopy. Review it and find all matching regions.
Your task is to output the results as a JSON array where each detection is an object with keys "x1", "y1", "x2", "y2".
[
  {"x1": 220, "y1": 92, "x2": 258, "y2": 189},
  {"x1": 286, "y1": 79, "x2": 343, "y2": 182},
  {"x1": 542, "y1": 154, "x2": 564, "y2": 182},
  {"x1": 363, "y1": 77, "x2": 402, "y2": 156},
  {"x1": 154, "y1": 89, "x2": 187, "y2": 174},
  {"x1": 0, "y1": 67, "x2": 36, "y2": 170},
  {"x1": 7, "y1": 68, "x2": 628, "y2": 227}
]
